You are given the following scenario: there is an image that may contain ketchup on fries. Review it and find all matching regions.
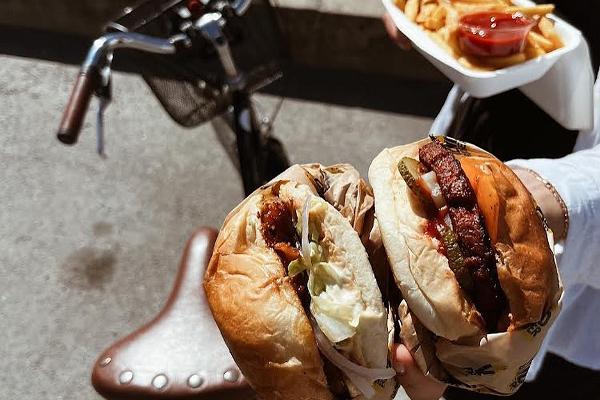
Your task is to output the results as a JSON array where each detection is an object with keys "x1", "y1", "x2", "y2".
[
  {"x1": 458, "y1": 12, "x2": 536, "y2": 57},
  {"x1": 395, "y1": 0, "x2": 563, "y2": 70}
]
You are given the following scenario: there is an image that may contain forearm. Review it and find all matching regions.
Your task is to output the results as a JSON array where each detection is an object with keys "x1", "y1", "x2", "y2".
[{"x1": 512, "y1": 168, "x2": 569, "y2": 242}]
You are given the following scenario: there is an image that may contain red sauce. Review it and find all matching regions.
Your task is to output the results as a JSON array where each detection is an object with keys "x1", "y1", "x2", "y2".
[
  {"x1": 458, "y1": 12, "x2": 535, "y2": 57},
  {"x1": 259, "y1": 200, "x2": 299, "y2": 249},
  {"x1": 424, "y1": 219, "x2": 447, "y2": 256}
]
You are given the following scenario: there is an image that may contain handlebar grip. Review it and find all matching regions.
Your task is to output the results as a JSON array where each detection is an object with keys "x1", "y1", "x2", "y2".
[{"x1": 57, "y1": 70, "x2": 99, "y2": 145}]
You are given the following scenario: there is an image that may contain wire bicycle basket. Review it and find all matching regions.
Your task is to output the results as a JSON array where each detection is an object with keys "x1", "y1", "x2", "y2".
[{"x1": 108, "y1": 0, "x2": 288, "y2": 127}]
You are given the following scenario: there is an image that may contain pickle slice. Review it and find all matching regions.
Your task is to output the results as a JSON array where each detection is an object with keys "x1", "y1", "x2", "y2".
[
  {"x1": 435, "y1": 221, "x2": 474, "y2": 292},
  {"x1": 398, "y1": 157, "x2": 436, "y2": 214},
  {"x1": 400, "y1": 157, "x2": 473, "y2": 292}
]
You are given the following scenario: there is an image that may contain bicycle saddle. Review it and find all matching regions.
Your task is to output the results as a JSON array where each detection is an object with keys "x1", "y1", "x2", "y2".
[{"x1": 91, "y1": 227, "x2": 254, "y2": 399}]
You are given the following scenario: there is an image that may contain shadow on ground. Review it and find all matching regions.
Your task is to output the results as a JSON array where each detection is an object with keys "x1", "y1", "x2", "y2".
[{"x1": 0, "y1": 24, "x2": 451, "y2": 118}]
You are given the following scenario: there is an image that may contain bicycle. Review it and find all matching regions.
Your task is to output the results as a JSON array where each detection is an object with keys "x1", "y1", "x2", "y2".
[{"x1": 56, "y1": 0, "x2": 290, "y2": 195}]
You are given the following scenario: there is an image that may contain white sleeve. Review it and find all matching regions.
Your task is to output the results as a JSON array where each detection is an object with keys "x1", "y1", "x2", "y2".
[
  {"x1": 428, "y1": 85, "x2": 466, "y2": 136},
  {"x1": 507, "y1": 145, "x2": 600, "y2": 290}
]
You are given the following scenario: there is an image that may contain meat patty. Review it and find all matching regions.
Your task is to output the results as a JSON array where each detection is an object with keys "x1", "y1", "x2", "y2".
[
  {"x1": 419, "y1": 141, "x2": 475, "y2": 206},
  {"x1": 449, "y1": 207, "x2": 494, "y2": 260},
  {"x1": 259, "y1": 198, "x2": 299, "y2": 250},
  {"x1": 259, "y1": 197, "x2": 310, "y2": 307},
  {"x1": 419, "y1": 140, "x2": 506, "y2": 332}
]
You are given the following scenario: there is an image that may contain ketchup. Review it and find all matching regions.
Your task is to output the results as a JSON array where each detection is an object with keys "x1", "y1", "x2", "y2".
[
  {"x1": 424, "y1": 219, "x2": 447, "y2": 256},
  {"x1": 458, "y1": 12, "x2": 535, "y2": 57}
]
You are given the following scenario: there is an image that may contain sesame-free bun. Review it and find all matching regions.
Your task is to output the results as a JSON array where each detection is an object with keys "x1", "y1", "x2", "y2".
[
  {"x1": 204, "y1": 166, "x2": 396, "y2": 399},
  {"x1": 369, "y1": 139, "x2": 558, "y2": 339}
]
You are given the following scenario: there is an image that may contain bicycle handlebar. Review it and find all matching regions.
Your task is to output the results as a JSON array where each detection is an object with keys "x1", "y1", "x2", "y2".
[
  {"x1": 56, "y1": 0, "x2": 251, "y2": 145},
  {"x1": 57, "y1": 70, "x2": 100, "y2": 144},
  {"x1": 56, "y1": 32, "x2": 185, "y2": 145}
]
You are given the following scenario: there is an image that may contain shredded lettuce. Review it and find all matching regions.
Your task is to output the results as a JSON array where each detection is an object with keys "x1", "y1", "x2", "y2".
[
  {"x1": 309, "y1": 264, "x2": 363, "y2": 342},
  {"x1": 288, "y1": 259, "x2": 307, "y2": 278},
  {"x1": 288, "y1": 242, "x2": 323, "y2": 277},
  {"x1": 291, "y1": 196, "x2": 364, "y2": 344}
]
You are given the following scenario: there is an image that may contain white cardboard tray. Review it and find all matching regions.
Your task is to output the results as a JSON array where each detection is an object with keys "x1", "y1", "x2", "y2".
[{"x1": 382, "y1": 0, "x2": 582, "y2": 98}]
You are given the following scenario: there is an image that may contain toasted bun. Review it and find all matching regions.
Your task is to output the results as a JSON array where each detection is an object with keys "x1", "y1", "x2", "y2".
[
  {"x1": 204, "y1": 169, "x2": 395, "y2": 399},
  {"x1": 455, "y1": 148, "x2": 559, "y2": 330},
  {"x1": 369, "y1": 139, "x2": 558, "y2": 339}
]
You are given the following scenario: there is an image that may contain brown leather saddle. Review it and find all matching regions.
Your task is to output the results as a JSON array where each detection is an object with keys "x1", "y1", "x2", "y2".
[{"x1": 91, "y1": 228, "x2": 255, "y2": 399}]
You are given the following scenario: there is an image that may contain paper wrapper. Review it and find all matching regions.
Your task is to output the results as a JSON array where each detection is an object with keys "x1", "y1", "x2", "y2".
[
  {"x1": 267, "y1": 163, "x2": 386, "y2": 272},
  {"x1": 272, "y1": 163, "x2": 377, "y2": 239},
  {"x1": 398, "y1": 247, "x2": 563, "y2": 395},
  {"x1": 301, "y1": 164, "x2": 393, "y2": 293}
]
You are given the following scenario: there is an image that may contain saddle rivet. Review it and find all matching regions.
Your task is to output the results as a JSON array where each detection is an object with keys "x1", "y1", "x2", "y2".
[
  {"x1": 99, "y1": 357, "x2": 111, "y2": 367},
  {"x1": 223, "y1": 369, "x2": 240, "y2": 382},
  {"x1": 152, "y1": 374, "x2": 168, "y2": 390},
  {"x1": 119, "y1": 370, "x2": 134, "y2": 384},
  {"x1": 187, "y1": 374, "x2": 204, "y2": 388}
]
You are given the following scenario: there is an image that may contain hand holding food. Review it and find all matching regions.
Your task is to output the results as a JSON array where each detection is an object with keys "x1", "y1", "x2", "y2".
[
  {"x1": 394, "y1": 0, "x2": 563, "y2": 69},
  {"x1": 205, "y1": 140, "x2": 563, "y2": 397},
  {"x1": 392, "y1": 344, "x2": 448, "y2": 400}
]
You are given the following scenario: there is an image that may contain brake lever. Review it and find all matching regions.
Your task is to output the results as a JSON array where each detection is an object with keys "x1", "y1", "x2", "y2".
[
  {"x1": 95, "y1": 54, "x2": 114, "y2": 157},
  {"x1": 56, "y1": 31, "x2": 189, "y2": 147}
]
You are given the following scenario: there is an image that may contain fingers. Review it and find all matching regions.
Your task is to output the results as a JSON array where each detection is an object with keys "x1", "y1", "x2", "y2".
[
  {"x1": 392, "y1": 344, "x2": 447, "y2": 400},
  {"x1": 382, "y1": 13, "x2": 412, "y2": 50}
]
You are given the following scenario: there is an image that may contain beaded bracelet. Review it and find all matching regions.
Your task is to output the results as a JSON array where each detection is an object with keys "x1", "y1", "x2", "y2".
[{"x1": 526, "y1": 169, "x2": 570, "y2": 242}]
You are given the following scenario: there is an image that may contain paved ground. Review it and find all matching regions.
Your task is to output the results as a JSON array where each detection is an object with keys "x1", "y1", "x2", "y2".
[{"x1": 0, "y1": 54, "x2": 441, "y2": 399}]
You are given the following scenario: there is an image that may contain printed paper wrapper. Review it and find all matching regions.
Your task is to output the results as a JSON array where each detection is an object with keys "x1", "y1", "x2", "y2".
[
  {"x1": 301, "y1": 164, "x2": 393, "y2": 284},
  {"x1": 399, "y1": 264, "x2": 563, "y2": 395},
  {"x1": 273, "y1": 164, "x2": 394, "y2": 305}
]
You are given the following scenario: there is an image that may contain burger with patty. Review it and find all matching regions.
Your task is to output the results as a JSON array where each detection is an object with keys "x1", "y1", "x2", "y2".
[
  {"x1": 204, "y1": 164, "x2": 399, "y2": 400},
  {"x1": 369, "y1": 137, "x2": 562, "y2": 394}
]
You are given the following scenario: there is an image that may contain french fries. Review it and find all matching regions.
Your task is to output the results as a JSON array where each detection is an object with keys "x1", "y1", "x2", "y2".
[
  {"x1": 525, "y1": 34, "x2": 548, "y2": 59},
  {"x1": 405, "y1": 0, "x2": 420, "y2": 21},
  {"x1": 417, "y1": 3, "x2": 437, "y2": 24},
  {"x1": 538, "y1": 16, "x2": 563, "y2": 48},
  {"x1": 428, "y1": 30, "x2": 459, "y2": 57},
  {"x1": 424, "y1": 5, "x2": 447, "y2": 30},
  {"x1": 477, "y1": 52, "x2": 527, "y2": 68},
  {"x1": 504, "y1": 4, "x2": 555, "y2": 17},
  {"x1": 451, "y1": 3, "x2": 504, "y2": 15},
  {"x1": 393, "y1": 0, "x2": 563, "y2": 70},
  {"x1": 395, "y1": 0, "x2": 407, "y2": 9},
  {"x1": 528, "y1": 31, "x2": 554, "y2": 52}
]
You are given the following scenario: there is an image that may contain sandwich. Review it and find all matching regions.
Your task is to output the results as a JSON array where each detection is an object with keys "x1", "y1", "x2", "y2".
[
  {"x1": 369, "y1": 136, "x2": 560, "y2": 340},
  {"x1": 204, "y1": 165, "x2": 398, "y2": 400}
]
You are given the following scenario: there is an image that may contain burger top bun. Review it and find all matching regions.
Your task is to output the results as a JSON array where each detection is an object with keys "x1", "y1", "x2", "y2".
[
  {"x1": 369, "y1": 139, "x2": 558, "y2": 340},
  {"x1": 204, "y1": 166, "x2": 395, "y2": 400},
  {"x1": 456, "y1": 147, "x2": 559, "y2": 331}
]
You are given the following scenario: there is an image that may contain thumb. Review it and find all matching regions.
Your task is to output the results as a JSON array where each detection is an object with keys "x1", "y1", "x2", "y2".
[{"x1": 392, "y1": 344, "x2": 447, "y2": 400}]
